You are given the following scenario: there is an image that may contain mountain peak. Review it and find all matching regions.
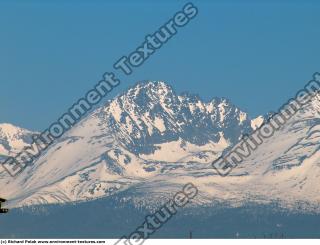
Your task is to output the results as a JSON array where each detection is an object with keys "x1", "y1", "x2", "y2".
[
  {"x1": 0, "y1": 123, "x2": 24, "y2": 133},
  {"x1": 99, "y1": 80, "x2": 253, "y2": 155},
  {"x1": 126, "y1": 80, "x2": 173, "y2": 95}
]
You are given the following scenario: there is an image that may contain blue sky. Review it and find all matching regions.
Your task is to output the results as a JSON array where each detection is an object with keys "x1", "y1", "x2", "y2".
[{"x1": 1, "y1": 0, "x2": 319, "y2": 130}]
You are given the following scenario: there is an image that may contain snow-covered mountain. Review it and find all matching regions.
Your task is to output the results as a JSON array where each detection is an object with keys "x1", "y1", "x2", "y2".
[
  {"x1": 1, "y1": 81, "x2": 320, "y2": 213},
  {"x1": 0, "y1": 81, "x2": 251, "y2": 207},
  {"x1": 0, "y1": 123, "x2": 36, "y2": 158},
  {"x1": 103, "y1": 81, "x2": 252, "y2": 155}
]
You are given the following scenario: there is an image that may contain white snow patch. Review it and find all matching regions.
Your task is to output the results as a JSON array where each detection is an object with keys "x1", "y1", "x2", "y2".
[{"x1": 251, "y1": 115, "x2": 264, "y2": 129}]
